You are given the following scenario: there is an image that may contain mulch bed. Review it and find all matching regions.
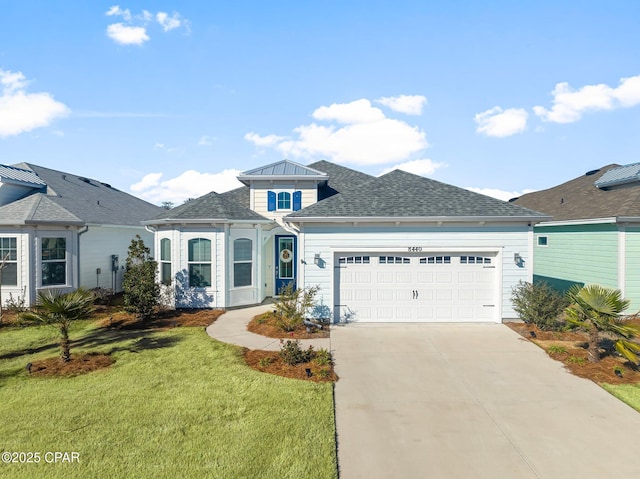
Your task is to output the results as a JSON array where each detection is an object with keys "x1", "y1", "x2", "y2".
[
  {"x1": 247, "y1": 311, "x2": 330, "y2": 339},
  {"x1": 28, "y1": 353, "x2": 115, "y2": 377},
  {"x1": 507, "y1": 321, "x2": 640, "y2": 384},
  {"x1": 244, "y1": 349, "x2": 337, "y2": 383},
  {"x1": 97, "y1": 308, "x2": 225, "y2": 330}
]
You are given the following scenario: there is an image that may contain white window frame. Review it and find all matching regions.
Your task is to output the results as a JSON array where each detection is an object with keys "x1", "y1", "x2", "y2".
[
  {"x1": 0, "y1": 236, "x2": 18, "y2": 287},
  {"x1": 275, "y1": 190, "x2": 293, "y2": 211},
  {"x1": 39, "y1": 235, "x2": 71, "y2": 288},
  {"x1": 187, "y1": 237, "x2": 212, "y2": 288},
  {"x1": 233, "y1": 238, "x2": 253, "y2": 288},
  {"x1": 160, "y1": 237, "x2": 172, "y2": 285}
]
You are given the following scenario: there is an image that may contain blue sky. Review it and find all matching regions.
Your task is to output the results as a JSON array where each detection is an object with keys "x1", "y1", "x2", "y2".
[{"x1": 1, "y1": 1, "x2": 640, "y2": 205}]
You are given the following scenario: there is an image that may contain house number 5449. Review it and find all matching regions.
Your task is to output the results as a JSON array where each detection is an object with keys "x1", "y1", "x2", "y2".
[{"x1": 407, "y1": 247, "x2": 422, "y2": 252}]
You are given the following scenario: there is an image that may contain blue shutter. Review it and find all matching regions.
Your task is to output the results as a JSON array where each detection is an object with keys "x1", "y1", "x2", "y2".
[
  {"x1": 267, "y1": 191, "x2": 276, "y2": 211},
  {"x1": 292, "y1": 191, "x2": 302, "y2": 211}
]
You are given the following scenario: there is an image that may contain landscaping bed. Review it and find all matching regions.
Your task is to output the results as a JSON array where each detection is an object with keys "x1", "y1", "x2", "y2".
[
  {"x1": 245, "y1": 348, "x2": 337, "y2": 383},
  {"x1": 247, "y1": 310, "x2": 330, "y2": 339},
  {"x1": 507, "y1": 321, "x2": 640, "y2": 384}
]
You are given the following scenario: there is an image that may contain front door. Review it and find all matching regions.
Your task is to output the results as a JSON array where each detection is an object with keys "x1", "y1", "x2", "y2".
[{"x1": 275, "y1": 235, "x2": 296, "y2": 294}]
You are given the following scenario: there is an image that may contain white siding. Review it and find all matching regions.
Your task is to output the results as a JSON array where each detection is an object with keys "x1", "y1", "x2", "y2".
[
  {"x1": 299, "y1": 224, "x2": 532, "y2": 322},
  {"x1": 79, "y1": 226, "x2": 153, "y2": 292},
  {"x1": 250, "y1": 180, "x2": 318, "y2": 222}
]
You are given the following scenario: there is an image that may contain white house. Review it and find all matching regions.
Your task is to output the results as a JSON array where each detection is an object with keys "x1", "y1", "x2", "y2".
[
  {"x1": 144, "y1": 160, "x2": 549, "y2": 323},
  {"x1": 0, "y1": 163, "x2": 162, "y2": 306}
]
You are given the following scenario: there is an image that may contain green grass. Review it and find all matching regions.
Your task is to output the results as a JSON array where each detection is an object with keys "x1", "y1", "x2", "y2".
[
  {"x1": 0, "y1": 321, "x2": 337, "y2": 478},
  {"x1": 602, "y1": 383, "x2": 640, "y2": 412}
]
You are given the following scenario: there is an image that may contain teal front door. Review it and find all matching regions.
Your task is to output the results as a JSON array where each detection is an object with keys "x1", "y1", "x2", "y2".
[{"x1": 275, "y1": 235, "x2": 296, "y2": 294}]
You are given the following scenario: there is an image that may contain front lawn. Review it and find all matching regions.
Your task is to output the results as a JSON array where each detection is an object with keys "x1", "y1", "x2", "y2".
[
  {"x1": 0, "y1": 318, "x2": 337, "y2": 478},
  {"x1": 601, "y1": 384, "x2": 640, "y2": 412}
]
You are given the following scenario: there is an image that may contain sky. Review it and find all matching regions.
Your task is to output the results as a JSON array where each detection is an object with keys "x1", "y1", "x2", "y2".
[{"x1": 1, "y1": 1, "x2": 640, "y2": 205}]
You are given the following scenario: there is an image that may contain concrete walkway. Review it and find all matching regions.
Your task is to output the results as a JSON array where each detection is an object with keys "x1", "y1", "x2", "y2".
[
  {"x1": 333, "y1": 322, "x2": 640, "y2": 479},
  {"x1": 205, "y1": 304, "x2": 331, "y2": 351}
]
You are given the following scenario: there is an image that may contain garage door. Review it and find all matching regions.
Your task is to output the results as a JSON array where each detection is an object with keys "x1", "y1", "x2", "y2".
[{"x1": 334, "y1": 253, "x2": 498, "y2": 322}]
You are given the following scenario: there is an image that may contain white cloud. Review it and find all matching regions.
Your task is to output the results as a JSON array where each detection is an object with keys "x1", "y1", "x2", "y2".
[
  {"x1": 105, "y1": 6, "x2": 188, "y2": 45},
  {"x1": 0, "y1": 69, "x2": 70, "y2": 137},
  {"x1": 106, "y1": 5, "x2": 132, "y2": 21},
  {"x1": 475, "y1": 106, "x2": 528, "y2": 137},
  {"x1": 464, "y1": 187, "x2": 536, "y2": 202},
  {"x1": 106, "y1": 23, "x2": 149, "y2": 45},
  {"x1": 534, "y1": 75, "x2": 640, "y2": 123},
  {"x1": 246, "y1": 97, "x2": 429, "y2": 166},
  {"x1": 376, "y1": 95, "x2": 427, "y2": 115},
  {"x1": 244, "y1": 132, "x2": 286, "y2": 147},
  {"x1": 198, "y1": 135, "x2": 214, "y2": 146},
  {"x1": 156, "y1": 12, "x2": 184, "y2": 32},
  {"x1": 130, "y1": 169, "x2": 243, "y2": 204},
  {"x1": 312, "y1": 99, "x2": 385, "y2": 124},
  {"x1": 380, "y1": 159, "x2": 445, "y2": 176}
]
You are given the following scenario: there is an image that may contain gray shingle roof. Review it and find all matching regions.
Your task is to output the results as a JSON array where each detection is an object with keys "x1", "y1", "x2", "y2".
[
  {"x1": 0, "y1": 164, "x2": 47, "y2": 187},
  {"x1": 287, "y1": 169, "x2": 547, "y2": 220},
  {"x1": 147, "y1": 190, "x2": 268, "y2": 223},
  {"x1": 0, "y1": 163, "x2": 162, "y2": 226},
  {"x1": 513, "y1": 164, "x2": 640, "y2": 221}
]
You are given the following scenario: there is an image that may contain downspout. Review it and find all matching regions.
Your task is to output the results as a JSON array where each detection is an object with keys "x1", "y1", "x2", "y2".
[{"x1": 77, "y1": 225, "x2": 89, "y2": 289}]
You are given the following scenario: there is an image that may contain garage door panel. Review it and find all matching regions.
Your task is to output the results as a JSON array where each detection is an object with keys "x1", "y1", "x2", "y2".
[{"x1": 336, "y1": 252, "x2": 498, "y2": 323}]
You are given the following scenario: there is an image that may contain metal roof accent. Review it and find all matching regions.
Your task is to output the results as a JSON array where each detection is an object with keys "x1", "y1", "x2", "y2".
[
  {"x1": 594, "y1": 162, "x2": 640, "y2": 189},
  {"x1": 237, "y1": 159, "x2": 328, "y2": 185},
  {"x1": 0, "y1": 164, "x2": 47, "y2": 188}
]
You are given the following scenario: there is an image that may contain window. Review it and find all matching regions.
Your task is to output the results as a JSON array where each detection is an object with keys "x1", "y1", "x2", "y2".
[
  {"x1": 233, "y1": 238, "x2": 252, "y2": 287},
  {"x1": 460, "y1": 256, "x2": 491, "y2": 264},
  {"x1": 41, "y1": 237, "x2": 66, "y2": 286},
  {"x1": 0, "y1": 237, "x2": 17, "y2": 286},
  {"x1": 188, "y1": 238, "x2": 211, "y2": 287},
  {"x1": 338, "y1": 256, "x2": 370, "y2": 264},
  {"x1": 160, "y1": 238, "x2": 171, "y2": 285},
  {"x1": 420, "y1": 256, "x2": 451, "y2": 264},
  {"x1": 379, "y1": 256, "x2": 410, "y2": 264},
  {"x1": 277, "y1": 192, "x2": 291, "y2": 210},
  {"x1": 537, "y1": 236, "x2": 548, "y2": 246}
]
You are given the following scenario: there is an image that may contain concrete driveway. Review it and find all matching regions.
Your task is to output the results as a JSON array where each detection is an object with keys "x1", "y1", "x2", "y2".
[{"x1": 332, "y1": 323, "x2": 640, "y2": 478}]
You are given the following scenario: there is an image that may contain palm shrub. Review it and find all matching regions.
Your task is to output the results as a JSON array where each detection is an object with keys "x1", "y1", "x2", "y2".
[
  {"x1": 565, "y1": 284, "x2": 640, "y2": 363},
  {"x1": 20, "y1": 288, "x2": 95, "y2": 362},
  {"x1": 123, "y1": 235, "x2": 159, "y2": 320},
  {"x1": 511, "y1": 280, "x2": 568, "y2": 330}
]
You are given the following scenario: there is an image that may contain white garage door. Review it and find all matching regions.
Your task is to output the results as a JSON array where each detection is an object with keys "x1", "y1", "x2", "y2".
[{"x1": 334, "y1": 253, "x2": 498, "y2": 322}]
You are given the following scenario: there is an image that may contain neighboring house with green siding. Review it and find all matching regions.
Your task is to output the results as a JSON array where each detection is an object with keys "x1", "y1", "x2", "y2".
[{"x1": 514, "y1": 163, "x2": 640, "y2": 311}]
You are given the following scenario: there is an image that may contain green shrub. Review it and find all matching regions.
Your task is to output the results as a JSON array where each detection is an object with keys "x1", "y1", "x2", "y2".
[
  {"x1": 567, "y1": 355, "x2": 587, "y2": 365},
  {"x1": 313, "y1": 348, "x2": 332, "y2": 367},
  {"x1": 258, "y1": 357, "x2": 273, "y2": 368},
  {"x1": 511, "y1": 281, "x2": 568, "y2": 330},
  {"x1": 547, "y1": 344, "x2": 567, "y2": 354},
  {"x1": 274, "y1": 284, "x2": 320, "y2": 332},
  {"x1": 279, "y1": 339, "x2": 314, "y2": 366},
  {"x1": 316, "y1": 368, "x2": 331, "y2": 379},
  {"x1": 123, "y1": 235, "x2": 159, "y2": 320}
]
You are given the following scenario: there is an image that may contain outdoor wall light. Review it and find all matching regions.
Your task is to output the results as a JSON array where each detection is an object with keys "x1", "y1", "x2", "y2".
[
  {"x1": 314, "y1": 253, "x2": 321, "y2": 265},
  {"x1": 514, "y1": 253, "x2": 522, "y2": 265}
]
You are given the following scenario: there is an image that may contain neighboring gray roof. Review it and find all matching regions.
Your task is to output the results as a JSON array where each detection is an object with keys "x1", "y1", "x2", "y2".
[
  {"x1": 237, "y1": 159, "x2": 327, "y2": 185},
  {"x1": 0, "y1": 163, "x2": 162, "y2": 226},
  {"x1": 0, "y1": 164, "x2": 47, "y2": 188},
  {"x1": 287, "y1": 169, "x2": 547, "y2": 220},
  {"x1": 219, "y1": 185, "x2": 251, "y2": 207},
  {"x1": 514, "y1": 164, "x2": 640, "y2": 221},
  {"x1": 594, "y1": 162, "x2": 640, "y2": 189},
  {"x1": 146, "y1": 190, "x2": 268, "y2": 223}
]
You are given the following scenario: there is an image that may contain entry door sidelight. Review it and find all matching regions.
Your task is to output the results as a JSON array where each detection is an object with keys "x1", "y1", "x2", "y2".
[{"x1": 275, "y1": 235, "x2": 296, "y2": 293}]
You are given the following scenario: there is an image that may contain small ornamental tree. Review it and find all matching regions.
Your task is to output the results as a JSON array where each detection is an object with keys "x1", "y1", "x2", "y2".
[
  {"x1": 20, "y1": 288, "x2": 95, "y2": 363},
  {"x1": 123, "y1": 235, "x2": 159, "y2": 320}
]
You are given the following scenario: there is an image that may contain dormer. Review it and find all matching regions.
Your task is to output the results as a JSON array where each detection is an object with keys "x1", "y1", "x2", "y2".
[
  {"x1": 594, "y1": 163, "x2": 640, "y2": 190},
  {"x1": 237, "y1": 160, "x2": 328, "y2": 221},
  {"x1": 0, "y1": 164, "x2": 47, "y2": 206}
]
